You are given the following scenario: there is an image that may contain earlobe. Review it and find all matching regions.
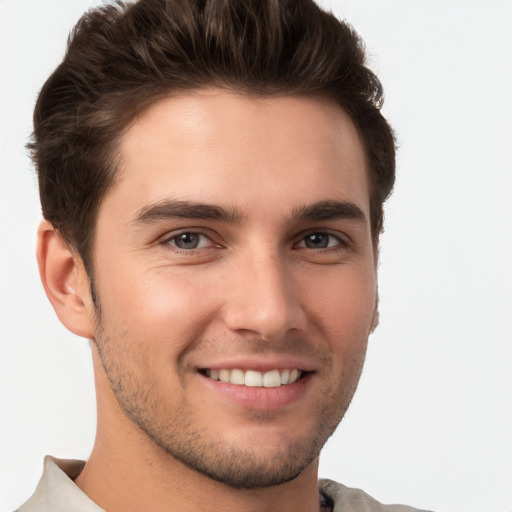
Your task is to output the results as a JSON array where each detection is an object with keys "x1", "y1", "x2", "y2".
[{"x1": 36, "y1": 220, "x2": 95, "y2": 339}]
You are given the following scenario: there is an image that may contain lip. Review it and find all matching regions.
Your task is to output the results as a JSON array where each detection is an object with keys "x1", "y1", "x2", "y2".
[
  {"x1": 198, "y1": 370, "x2": 313, "y2": 411},
  {"x1": 194, "y1": 355, "x2": 317, "y2": 373}
]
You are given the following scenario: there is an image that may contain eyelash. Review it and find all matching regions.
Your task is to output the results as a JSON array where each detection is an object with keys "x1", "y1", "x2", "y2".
[
  {"x1": 161, "y1": 230, "x2": 218, "y2": 252},
  {"x1": 160, "y1": 230, "x2": 349, "y2": 253},
  {"x1": 294, "y1": 231, "x2": 349, "y2": 250}
]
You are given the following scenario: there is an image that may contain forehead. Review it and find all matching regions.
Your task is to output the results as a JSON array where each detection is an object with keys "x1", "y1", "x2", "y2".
[{"x1": 105, "y1": 89, "x2": 369, "y2": 223}]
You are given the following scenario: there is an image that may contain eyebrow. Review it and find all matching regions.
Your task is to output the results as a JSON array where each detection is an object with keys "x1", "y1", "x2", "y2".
[
  {"x1": 131, "y1": 198, "x2": 367, "y2": 227},
  {"x1": 131, "y1": 199, "x2": 244, "y2": 225},
  {"x1": 291, "y1": 200, "x2": 367, "y2": 224}
]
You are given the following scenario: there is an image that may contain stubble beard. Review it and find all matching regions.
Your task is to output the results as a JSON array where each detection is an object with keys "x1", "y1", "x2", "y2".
[{"x1": 93, "y1": 315, "x2": 366, "y2": 489}]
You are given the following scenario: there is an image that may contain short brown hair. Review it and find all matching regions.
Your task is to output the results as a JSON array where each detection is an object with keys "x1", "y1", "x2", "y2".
[{"x1": 30, "y1": 0, "x2": 395, "y2": 272}]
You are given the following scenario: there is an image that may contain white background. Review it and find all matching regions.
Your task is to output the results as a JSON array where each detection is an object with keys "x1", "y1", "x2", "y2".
[{"x1": 1, "y1": 1, "x2": 511, "y2": 511}]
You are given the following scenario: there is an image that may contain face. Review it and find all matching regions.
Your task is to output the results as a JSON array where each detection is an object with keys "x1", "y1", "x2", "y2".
[{"x1": 89, "y1": 90, "x2": 377, "y2": 488}]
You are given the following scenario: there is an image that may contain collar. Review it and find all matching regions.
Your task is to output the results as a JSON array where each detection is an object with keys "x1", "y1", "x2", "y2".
[
  {"x1": 17, "y1": 456, "x2": 103, "y2": 512},
  {"x1": 20, "y1": 457, "x2": 347, "y2": 512}
]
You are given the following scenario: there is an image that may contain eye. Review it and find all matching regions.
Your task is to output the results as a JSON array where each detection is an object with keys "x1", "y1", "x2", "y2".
[
  {"x1": 166, "y1": 232, "x2": 212, "y2": 250},
  {"x1": 297, "y1": 232, "x2": 345, "y2": 249}
]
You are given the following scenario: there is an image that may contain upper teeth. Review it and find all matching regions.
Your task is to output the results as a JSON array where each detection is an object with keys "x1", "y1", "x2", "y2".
[{"x1": 206, "y1": 368, "x2": 301, "y2": 387}]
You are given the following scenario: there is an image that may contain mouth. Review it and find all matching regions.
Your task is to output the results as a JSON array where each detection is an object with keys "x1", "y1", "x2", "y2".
[{"x1": 199, "y1": 368, "x2": 305, "y2": 388}]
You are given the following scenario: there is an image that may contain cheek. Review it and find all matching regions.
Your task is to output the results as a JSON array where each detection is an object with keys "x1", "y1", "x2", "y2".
[
  {"x1": 298, "y1": 264, "x2": 375, "y2": 384},
  {"x1": 300, "y1": 263, "x2": 377, "y2": 337},
  {"x1": 96, "y1": 264, "x2": 225, "y2": 352}
]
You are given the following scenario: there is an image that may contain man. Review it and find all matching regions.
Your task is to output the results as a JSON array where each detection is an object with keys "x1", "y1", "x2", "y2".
[{"x1": 17, "y1": 0, "x2": 431, "y2": 511}]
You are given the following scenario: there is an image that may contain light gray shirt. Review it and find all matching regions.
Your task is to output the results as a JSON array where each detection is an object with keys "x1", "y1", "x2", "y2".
[{"x1": 16, "y1": 456, "x2": 434, "y2": 512}]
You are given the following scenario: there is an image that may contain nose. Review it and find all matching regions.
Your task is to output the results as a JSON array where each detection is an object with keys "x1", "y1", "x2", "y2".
[{"x1": 222, "y1": 249, "x2": 307, "y2": 341}]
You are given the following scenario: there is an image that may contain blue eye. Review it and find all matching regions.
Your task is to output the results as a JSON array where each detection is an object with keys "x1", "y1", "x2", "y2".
[
  {"x1": 169, "y1": 232, "x2": 211, "y2": 250},
  {"x1": 299, "y1": 232, "x2": 343, "y2": 249}
]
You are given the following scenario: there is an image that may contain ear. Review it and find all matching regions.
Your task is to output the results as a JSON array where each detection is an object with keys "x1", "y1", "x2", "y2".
[
  {"x1": 370, "y1": 286, "x2": 380, "y2": 334},
  {"x1": 36, "y1": 220, "x2": 95, "y2": 339},
  {"x1": 370, "y1": 308, "x2": 379, "y2": 333}
]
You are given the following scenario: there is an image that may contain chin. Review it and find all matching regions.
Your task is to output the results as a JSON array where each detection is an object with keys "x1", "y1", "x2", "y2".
[
  {"x1": 164, "y1": 438, "x2": 320, "y2": 489},
  {"x1": 134, "y1": 409, "x2": 338, "y2": 490}
]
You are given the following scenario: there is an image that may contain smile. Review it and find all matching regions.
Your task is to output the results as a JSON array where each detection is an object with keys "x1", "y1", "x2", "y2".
[{"x1": 203, "y1": 368, "x2": 303, "y2": 387}]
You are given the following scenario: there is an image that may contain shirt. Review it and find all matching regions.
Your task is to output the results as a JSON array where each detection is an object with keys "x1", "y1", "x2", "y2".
[{"x1": 16, "y1": 456, "x2": 434, "y2": 512}]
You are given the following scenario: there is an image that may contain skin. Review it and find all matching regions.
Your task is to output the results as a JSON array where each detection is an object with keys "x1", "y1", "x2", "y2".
[{"x1": 38, "y1": 90, "x2": 377, "y2": 512}]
